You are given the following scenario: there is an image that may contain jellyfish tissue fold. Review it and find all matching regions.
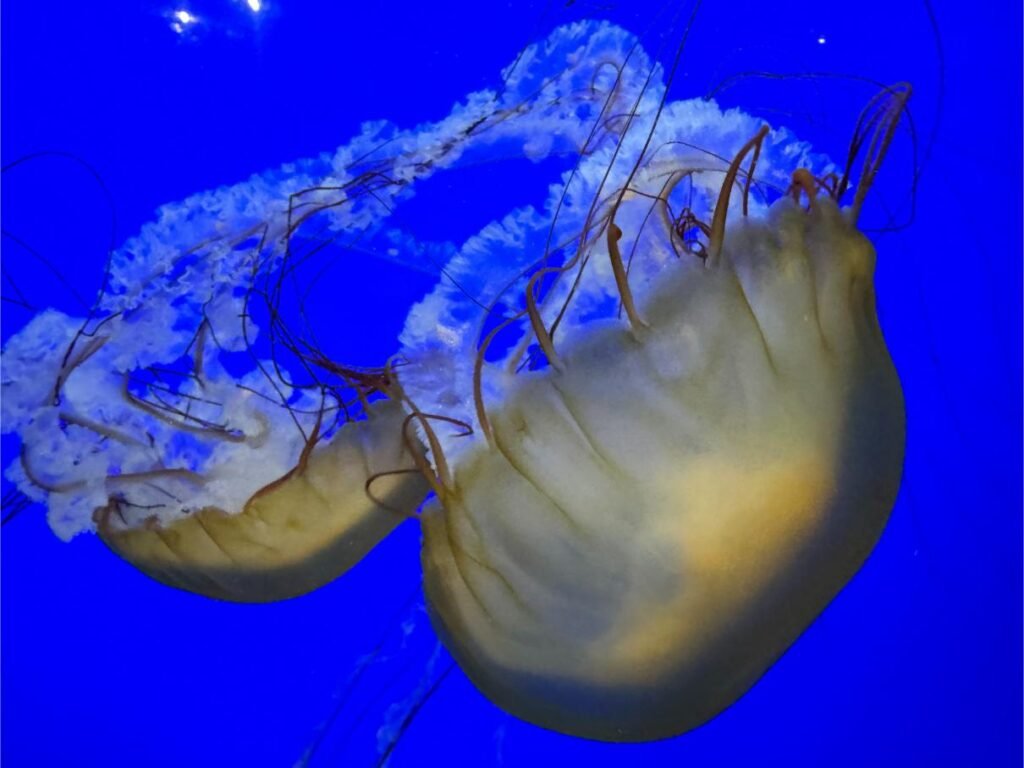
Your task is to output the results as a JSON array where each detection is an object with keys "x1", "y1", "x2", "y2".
[{"x1": 2, "y1": 20, "x2": 906, "y2": 742}]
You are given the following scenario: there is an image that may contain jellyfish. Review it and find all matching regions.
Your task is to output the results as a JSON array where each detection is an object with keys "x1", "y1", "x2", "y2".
[{"x1": 1, "y1": 18, "x2": 909, "y2": 745}]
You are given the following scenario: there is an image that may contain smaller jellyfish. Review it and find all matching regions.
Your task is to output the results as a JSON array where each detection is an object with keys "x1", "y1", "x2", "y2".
[
  {"x1": 2, "y1": 20, "x2": 642, "y2": 601},
  {"x1": 1, "y1": 19, "x2": 911, "y2": 742}
]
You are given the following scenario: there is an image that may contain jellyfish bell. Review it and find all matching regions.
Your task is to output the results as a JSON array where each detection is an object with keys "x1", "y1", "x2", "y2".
[
  {"x1": 401, "y1": 54, "x2": 910, "y2": 741},
  {"x1": 1, "y1": 18, "x2": 910, "y2": 743},
  {"x1": 94, "y1": 398, "x2": 428, "y2": 603},
  {"x1": 419, "y1": 165, "x2": 907, "y2": 742}
]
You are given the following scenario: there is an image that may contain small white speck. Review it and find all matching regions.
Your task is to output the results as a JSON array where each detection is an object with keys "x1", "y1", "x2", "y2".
[
  {"x1": 817, "y1": 36, "x2": 827, "y2": 45},
  {"x1": 173, "y1": 9, "x2": 196, "y2": 24},
  {"x1": 247, "y1": 0, "x2": 262, "y2": 12}
]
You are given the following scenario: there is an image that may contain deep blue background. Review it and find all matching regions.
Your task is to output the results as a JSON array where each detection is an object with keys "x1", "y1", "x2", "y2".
[{"x1": 2, "y1": 1, "x2": 1021, "y2": 766}]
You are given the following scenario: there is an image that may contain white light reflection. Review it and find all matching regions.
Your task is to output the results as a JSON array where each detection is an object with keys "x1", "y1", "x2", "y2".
[{"x1": 170, "y1": 8, "x2": 198, "y2": 34}]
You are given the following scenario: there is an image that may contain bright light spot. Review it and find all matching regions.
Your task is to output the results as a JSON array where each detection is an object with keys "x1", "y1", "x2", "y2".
[
  {"x1": 817, "y1": 36, "x2": 826, "y2": 44},
  {"x1": 246, "y1": 0, "x2": 261, "y2": 11},
  {"x1": 169, "y1": 8, "x2": 198, "y2": 35}
]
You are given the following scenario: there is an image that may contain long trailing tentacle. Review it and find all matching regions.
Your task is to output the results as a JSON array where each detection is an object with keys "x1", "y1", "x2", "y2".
[
  {"x1": 835, "y1": 83, "x2": 912, "y2": 223},
  {"x1": 708, "y1": 125, "x2": 770, "y2": 262},
  {"x1": 606, "y1": 210, "x2": 648, "y2": 333}
]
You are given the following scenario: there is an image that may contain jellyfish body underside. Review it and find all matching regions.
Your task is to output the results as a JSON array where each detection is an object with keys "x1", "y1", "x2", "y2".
[
  {"x1": 98, "y1": 400, "x2": 429, "y2": 603},
  {"x1": 421, "y1": 199, "x2": 906, "y2": 741}
]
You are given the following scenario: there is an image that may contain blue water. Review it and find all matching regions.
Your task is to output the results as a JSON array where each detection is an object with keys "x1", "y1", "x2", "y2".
[{"x1": 2, "y1": 1, "x2": 1020, "y2": 766}]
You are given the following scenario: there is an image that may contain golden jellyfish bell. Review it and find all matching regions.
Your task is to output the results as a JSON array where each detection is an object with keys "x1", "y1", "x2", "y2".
[
  {"x1": 96, "y1": 400, "x2": 429, "y2": 603},
  {"x1": 416, "y1": 84, "x2": 910, "y2": 739}
]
